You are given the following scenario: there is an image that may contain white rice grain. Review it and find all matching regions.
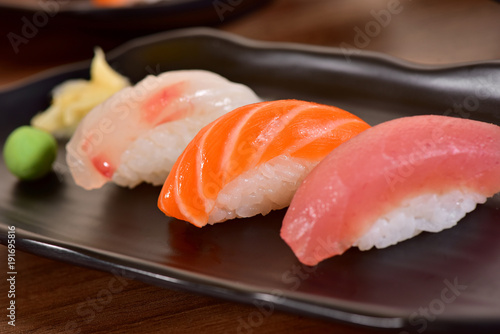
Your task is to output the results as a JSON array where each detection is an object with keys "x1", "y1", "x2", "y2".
[
  {"x1": 207, "y1": 155, "x2": 318, "y2": 224},
  {"x1": 354, "y1": 190, "x2": 487, "y2": 251},
  {"x1": 112, "y1": 116, "x2": 211, "y2": 188}
]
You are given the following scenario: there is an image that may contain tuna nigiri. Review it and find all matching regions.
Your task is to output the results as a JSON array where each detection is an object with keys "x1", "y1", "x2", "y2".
[
  {"x1": 158, "y1": 99, "x2": 371, "y2": 227},
  {"x1": 281, "y1": 115, "x2": 500, "y2": 266},
  {"x1": 66, "y1": 70, "x2": 260, "y2": 189}
]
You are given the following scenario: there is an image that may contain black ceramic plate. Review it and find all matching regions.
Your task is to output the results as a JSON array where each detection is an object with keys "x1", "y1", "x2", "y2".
[
  {"x1": 0, "y1": 0, "x2": 270, "y2": 31},
  {"x1": 1, "y1": 28, "x2": 500, "y2": 333}
]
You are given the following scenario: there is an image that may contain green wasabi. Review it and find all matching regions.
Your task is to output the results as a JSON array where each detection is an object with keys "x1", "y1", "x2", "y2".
[{"x1": 3, "y1": 126, "x2": 58, "y2": 180}]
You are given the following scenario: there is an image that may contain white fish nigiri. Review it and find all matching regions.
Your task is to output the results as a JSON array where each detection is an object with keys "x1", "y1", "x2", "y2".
[
  {"x1": 66, "y1": 70, "x2": 260, "y2": 190},
  {"x1": 281, "y1": 115, "x2": 500, "y2": 266}
]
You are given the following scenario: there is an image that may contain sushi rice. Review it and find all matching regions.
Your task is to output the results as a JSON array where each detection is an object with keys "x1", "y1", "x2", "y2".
[
  {"x1": 354, "y1": 190, "x2": 487, "y2": 250},
  {"x1": 208, "y1": 155, "x2": 318, "y2": 224}
]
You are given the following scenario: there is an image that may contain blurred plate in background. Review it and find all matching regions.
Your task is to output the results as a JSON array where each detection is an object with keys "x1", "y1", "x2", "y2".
[{"x1": 0, "y1": 0, "x2": 271, "y2": 31}]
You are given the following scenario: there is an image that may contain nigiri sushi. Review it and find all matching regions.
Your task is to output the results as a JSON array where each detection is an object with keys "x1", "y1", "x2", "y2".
[
  {"x1": 66, "y1": 70, "x2": 260, "y2": 190},
  {"x1": 281, "y1": 115, "x2": 500, "y2": 266},
  {"x1": 158, "y1": 99, "x2": 371, "y2": 227}
]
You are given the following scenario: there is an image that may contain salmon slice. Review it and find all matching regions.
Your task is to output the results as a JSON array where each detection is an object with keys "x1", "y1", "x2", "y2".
[
  {"x1": 281, "y1": 115, "x2": 500, "y2": 266},
  {"x1": 158, "y1": 99, "x2": 371, "y2": 227}
]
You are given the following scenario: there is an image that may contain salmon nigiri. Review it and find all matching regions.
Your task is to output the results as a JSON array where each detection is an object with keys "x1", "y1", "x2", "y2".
[
  {"x1": 281, "y1": 115, "x2": 500, "y2": 266},
  {"x1": 158, "y1": 99, "x2": 371, "y2": 227}
]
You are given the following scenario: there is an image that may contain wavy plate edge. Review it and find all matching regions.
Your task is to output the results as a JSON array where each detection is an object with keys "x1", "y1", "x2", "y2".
[{"x1": 1, "y1": 27, "x2": 500, "y2": 332}]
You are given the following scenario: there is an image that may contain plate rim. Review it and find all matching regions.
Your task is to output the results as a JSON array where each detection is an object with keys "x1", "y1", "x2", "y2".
[
  {"x1": 1, "y1": 27, "x2": 500, "y2": 331},
  {"x1": 3, "y1": 27, "x2": 500, "y2": 94}
]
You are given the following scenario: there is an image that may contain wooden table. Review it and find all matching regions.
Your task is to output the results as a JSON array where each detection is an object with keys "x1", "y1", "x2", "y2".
[{"x1": 1, "y1": 0, "x2": 500, "y2": 333}]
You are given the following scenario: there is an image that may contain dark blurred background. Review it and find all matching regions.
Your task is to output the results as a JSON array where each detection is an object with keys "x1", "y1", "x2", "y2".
[{"x1": 1, "y1": 0, "x2": 500, "y2": 87}]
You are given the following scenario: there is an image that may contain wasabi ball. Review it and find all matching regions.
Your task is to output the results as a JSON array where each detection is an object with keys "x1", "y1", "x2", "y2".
[{"x1": 3, "y1": 126, "x2": 58, "y2": 180}]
